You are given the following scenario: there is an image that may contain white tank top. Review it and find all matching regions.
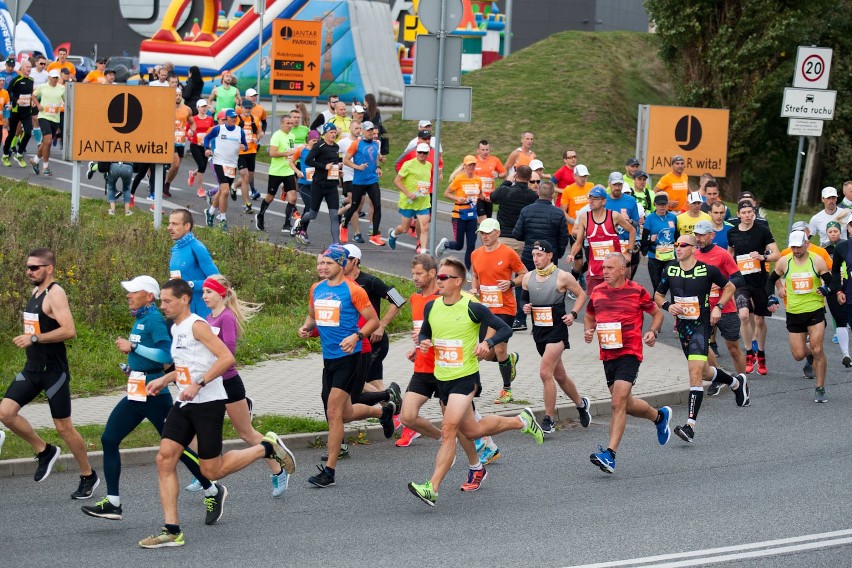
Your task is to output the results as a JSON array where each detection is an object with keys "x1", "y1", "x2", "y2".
[
  {"x1": 170, "y1": 313, "x2": 227, "y2": 404},
  {"x1": 211, "y1": 124, "x2": 242, "y2": 168}
]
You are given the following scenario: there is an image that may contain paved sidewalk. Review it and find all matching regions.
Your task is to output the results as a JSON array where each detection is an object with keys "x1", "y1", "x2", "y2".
[{"x1": 16, "y1": 326, "x2": 690, "y2": 429}]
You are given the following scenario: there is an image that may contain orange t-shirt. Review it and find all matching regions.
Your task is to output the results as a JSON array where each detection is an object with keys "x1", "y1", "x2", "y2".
[
  {"x1": 447, "y1": 173, "x2": 482, "y2": 218},
  {"x1": 84, "y1": 70, "x2": 105, "y2": 83},
  {"x1": 174, "y1": 104, "x2": 192, "y2": 145},
  {"x1": 474, "y1": 155, "x2": 505, "y2": 197},
  {"x1": 0, "y1": 88, "x2": 9, "y2": 111},
  {"x1": 470, "y1": 244, "x2": 526, "y2": 316},
  {"x1": 47, "y1": 61, "x2": 76, "y2": 75},
  {"x1": 655, "y1": 172, "x2": 689, "y2": 212},
  {"x1": 509, "y1": 148, "x2": 535, "y2": 170},
  {"x1": 238, "y1": 115, "x2": 261, "y2": 154},
  {"x1": 562, "y1": 182, "x2": 592, "y2": 229}
]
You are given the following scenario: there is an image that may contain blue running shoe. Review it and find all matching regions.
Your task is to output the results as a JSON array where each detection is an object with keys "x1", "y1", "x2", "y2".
[
  {"x1": 387, "y1": 228, "x2": 397, "y2": 250},
  {"x1": 478, "y1": 445, "x2": 501, "y2": 465},
  {"x1": 656, "y1": 406, "x2": 671, "y2": 445},
  {"x1": 473, "y1": 436, "x2": 488, "y2": 454},
  {"x1": 271, "y1": 469, "x2": 289, "y2": 498},
  {"x1": 590, "y1": 446, "x2": 615, "y2": 474}
]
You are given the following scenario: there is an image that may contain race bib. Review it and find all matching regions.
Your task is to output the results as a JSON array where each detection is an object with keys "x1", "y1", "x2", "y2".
[
  {"x1": 314, "y1": 299, "x2": 341, "y2": 326},
  {"x1": 463, "y1": 183, "x2": 480, "y2": 202},
  {"x1": 196, "y1": 131, "x2": 207, "y2": 145},
  {"x1": 412, "y1": 319, "x2": 423, "y2": 333},
  {"x1": 481, "y1": 177, "x2": 494, "y2": 195},
  {"x1": 674, "y1": 295, "x2": 700, "y2": 320},
  {"x1": 709, "y1": 285, "x2": 720, "y2": 299},
  {"x1": 169, "y1": 270, "x2": 181, "y2": 279},
  {"x1": 596, "y1": 322, "x2": 623, "y2": 349},
  {"x1": 656, "y1": 243, "x2": 674, "y2": 258},
  {"x1": 480, "y1": 285, "x2": 503, "y2": 308},
  {"x1": 23, "y1": 311, "x2": 40, "y2": 335},
  {"x1": 174, "y1": 119, "x2": 186, "y2": 144},
  {"x1": 43, "y1": 103, "x2": 60, "y2": 115},
  {"x1": 306, "y1": 167, "x2": 315, "y2": 181},
  {"x1": 243, "y1": 128, "x2": 256, "y2": 143},
  {"x1": 736, "y1": 254, "x2": 760, "y2": 275},
  {"x1": 790, "y1": 272, "x2": 814, "y2": 294},
  {"x1": 531, "y1": 306, "x2": 553, "y2": 326},
  {"x1": 328, "y1": 165, "x2": 340, "y2": 180},
  {"x1": 591, "y1": 240, "x2": 616, "y2": 261},
  {"x1": 416, "y1": 181, "x2": 430, "y2": 196},
  {"x1": 127, "y1": 371, "x2": 147, "y2": 402},
  {"x1": 17, "y1": 94, "x2": 30, "y2": 107},
  {"x1": 175, "y1": 365, "x2": 193, "y2": 388},
  {"x1": 434, "y1": 338, "x2": 464, "y2": 367},
  {"x1": 224, "y1": 166, "x2": 236, "y2": 178}
]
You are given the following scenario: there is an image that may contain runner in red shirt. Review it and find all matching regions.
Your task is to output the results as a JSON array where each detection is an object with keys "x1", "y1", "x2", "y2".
[
  {"x1": 584, "y1": 253, "x2": 669, "y2": 474},
  {"x1": 551, "y1": 148, "x2": 577, "y2": 208}
]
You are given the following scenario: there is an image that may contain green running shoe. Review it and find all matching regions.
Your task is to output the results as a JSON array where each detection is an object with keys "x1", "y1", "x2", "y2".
[
  {"x1": 138, "y1": 527, "x2": 185, "y2": 548},
  {"x1": 408, "y1": 480, "x2": 438, "y2": 507},
  {"x1": 509, "y1": 352, "x2": 519, "y2": 382},
  {"x1": 519, "y1": 407, "x2": 544, "y2": 444}
]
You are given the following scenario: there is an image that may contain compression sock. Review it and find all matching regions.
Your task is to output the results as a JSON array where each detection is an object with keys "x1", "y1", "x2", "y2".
[
  {"x1": 165, "y1": 524, "x2": 181, "y2": 535},
  {"x1": 837, "y1": 327, "x2": 849, "y2": 356},
  {"x1": 284, "y1": 202, "x2": 295, "y2": 222},
  {"x1": 712, "y1": 366, "x2": 735, "y2": 386},
  {"x1": 757, "y1": 350, "x2": 766, "y2": 358},
  {"x1": 807, "y1": 353, "x2": 814, "y2": 365},
  {"x1": 261, "y1": 440, "x2": 275, "y2": 458},
  {"x1": 259, "y1": 198, "x2": 271, "y2": 215},
  {"x1": 358, "y1": 391, "x2": 390, "y2": 405},
  {"x1": 498, "y1": 357, "x2": 512, "y2": 389},
  {"x1": 687, "y1": 386, "x2": 704, "y2": 425}
]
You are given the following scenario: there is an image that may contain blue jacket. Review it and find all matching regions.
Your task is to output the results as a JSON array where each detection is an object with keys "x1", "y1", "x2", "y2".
[{"x1": 169, "y1": 232, "x2": 220, "y2": 317}]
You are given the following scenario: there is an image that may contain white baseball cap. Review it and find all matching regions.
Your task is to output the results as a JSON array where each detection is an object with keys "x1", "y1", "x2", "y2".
[
  {"x1": 687, "y1": 191, "x2": 703, "y2": 204},
  {"x1": 418, "y1": 120, "x2": 432, "y2": 128},
  {"x1": 822, "y1": 186, "x2": 838, "y2": 198},
  {"x1": 245, "y1": 88, "x2": 258, "y2": 97},
  {"x1": 48, "y1": 69, "x2": 60, "y2": 78},
  {"x1": 352, "y1": 104, "x2": 364, "y2": 113},
  {"x1": 529, "y1": 159, "x2": 544, "y2": 171},
  {"x1": 574, "y1": 164, "x2": 590, "y2": 177},
  {"x1": 416, "y1": 142, "x2": 430, "y2": 153},
  {"x1": 121, "y1": 275, "x2": 161, "y2": 298},
  {"x1": 343, "y1": 244, "x2": 362, "y2": 260},
  {"x1": 196, "y1": 99, "x2": 208, "y2": 108},
  {"x1": 788, "y1": 230, "x2": 807, "y2": 247}
]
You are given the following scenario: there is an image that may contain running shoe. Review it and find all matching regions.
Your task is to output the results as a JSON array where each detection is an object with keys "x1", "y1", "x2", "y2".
[
  {"x1": 229, "y1": 186, "x2": 237, "y2": 201},
  {"x1": 138, "y1": 527, "x2": 185, "y2": 548},
  {"x1": 250, "y1": 191, "x2": 261, "y2": 200},
  {"x1": 147, "y1": 192, "x2": 155, "y2": 201},
  {"x1": 243, "y1": 204, "x2": 253, "y2": 214},
  {"x1": 460, "y1": 467, "x2": 487, "y2": 491},
  {"x1": 815, "y1": 387, "x2": 828, "y2": 403},
  {"x1": 393, "y1": 414, "x2": 402, "y2": 430},
  {"x1": 81, "y1": 497, "x2": 123, "y2": 520},
  {"x1": 519, "y1": 407, "x2": 544, "y2": 444},
  {"x1": 204, "y1": 483, "x2": 228, "y2": 525},
  {"x1": 339, "y1": 226, "x2": 348, "y2": 243},
  {"x1": 745, "y1": 352, "x2": 755, "y2": 374},
  {"x1": 435, "y1": 237, "x2": 449, "y2": 257},
  {"x1": 129, "y1": 195, "x2": 135, "y2": 207},
  {"x1": 396, "y1": 428, "x2": 421, "y2": 447},
  {"x1": 656, "y1": 406, "x2": 671, "y2": 445},
  {"x1": 125, "y1": 209, "x2": 133, "y2": 216},
  {"x1": 291, "y1": 210, "x2": 302, "y2": 221},
  {"x1": 673, "y1": 423, "x2": 695, "y2": 443},
  {"x1": 706, "y1": 380, "x2": 724, "y2": 396},
  {"x1": 494, "y1": 388, "x2": 513, "y2": 404},
  {"x1": 218, "y1": 219, "x2": 228, "y2": 232},
  {"x1": 368, "y1": 234, "x2": 386, "y2": 247},
  {"x1": 541, "y1": 415, "x2": 555, "y2": 434},
  {"x1": 803, "y1": 360, "x2": 815, "y2": 379},
  {"x1": 255, "y1": 213, "x2": 265, "y2": 231},
  {"x1": 162, "y1": 185, "x2": 172, "y2": 198},
  {"x1": 14, "y1": 152, "x2": 25, "y2": 167},
  {"x1": 29, "y1": 158, "x2": 39, "y2": 174},
  {"x1": 321, "y1": 443, "x2": 350, "y2": 461},
  {"x1": 479, "y1": 446, "x2": 501, "y2": 465},
  {"x1": 380, "y1": 402, "x2": 397, "y2": 438},
  {"x1": 43, "y1": 167, "x2": 53, "y2": 176},
  {"x1": 185, "y1": 477, "x2": 203, "y2": 492},
  {"x1": 590, "y1": 445, "x2": 615, "y2": 474},
  {"x1": 308, "y1": 465, "x2": 336, "y2": 488},
  {"x1": 359, "y1": 210, "x2": 367, "y2": 219},
  {"x1": 508, "y1": 352, "x2": 519, "y2": 382},
  {"x1": 844, "y1": 356, "x2": 852, "y2": 368},
  {"x1": 0, "y1": 429, "x2": 5, "y2": 456},
  {"x1": 1, "y1": 155, "x2": 10, "y2": 166},
  {"x1": 832, "y1": 334, "x2": 839, "y2": 344},
  {"x1": 733, "y1": 373, "x2": 750, "y2": 407},
  {"x1": 34, "y1": 443, "x2": 60, "y2": 482},
  {"x1": 289, "y1": 218, "x2": 301, "y2": 237},
  {"x1": 386, "y1": 382, "x2": 402, "y2": 409},
  {"x1": 197, "y1": 187, "x2": 206, "y2": 198},
  {"x1": 408, "y1": 480, "x2": 437, "y2": 506},
  {"x1": 474, "y1": 436, "x2": 488, "y2": 454},
  {"x1": 387, "y1": 228, "x2": 397, "y2": 250},
  {"x1": 271, "y1": 469, "x2": 289, "y2": 498},
  {"x1": 577, "y1": 396, "x2": 591, "y2": 428},
  {"x1": 353, "y1": 234, "x2": 365, "y2": 244},
  {"x1": 108, "y1": 209, "x2": 115, "y2": 216},
  {"x1": 263, "y1": 431, "x2": 296, "y2": 474},
  {"x1": 407, "y1": 223, "x2": 417, "y2": 239},
  {"x1": 512, "y1": 319, "x2": 527, "y2": 331},
  {"x1": 295, "y1": 231, "x2": 311, "y2": 245},
  {"x1": 756, "y1": 356, "x2": 768, "y2": 375},
  {"x1": 86, "y1": 161, "x2": 95, "y2": 179},
  {"x1": 187, "y1": 170, "x2": 196, "y2": 186},
  {"x1": 205, "y1": 209, "x2": 214, "y2": 227},
  {"x1": 71, "y1": 471, "x2": 100, "y2": 499},
  {"x1": 246, "y1": 396, "x2": 255, "y2": 419}
]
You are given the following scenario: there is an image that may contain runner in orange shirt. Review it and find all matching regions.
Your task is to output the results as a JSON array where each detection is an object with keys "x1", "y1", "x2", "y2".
[
  {"x1": 163, "y1": 88, "x2": 196, "y2": 198},
  {"x1": 233, "y1": 100, "x2": 263, "y2": 213},
  {"x1": 436, "y1": 156, "x2": 482, "y2": 270},
  {"x1": 83, "y1": 58, "x2": 107, "y2": 83},
  {"x1": 46, "y1": 47, "x2": 76, "y2": 76},
  {"x1": 473, "y1": 139, "x2": 505, "y2": 220},
  {"x1": 503, "y1": 131, "x2": 535, "y2": 174},
  {"x1": 654, "y1": 154, "x2": 689, "y2": 212}
]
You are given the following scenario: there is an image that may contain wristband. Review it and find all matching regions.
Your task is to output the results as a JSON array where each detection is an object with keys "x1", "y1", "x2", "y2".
[
  {"x1": 570, "y1": 310, "x2": 578, "y2": 319},
  {"x1": 355, "y1": 331, "x2": 364, "y2": 341},
  {"x1": 661, "y1": 301, "x2": 672, "y2": 311}
]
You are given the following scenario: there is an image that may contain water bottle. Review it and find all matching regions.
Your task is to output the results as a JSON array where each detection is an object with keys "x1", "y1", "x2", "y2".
[
  {"x1": 33, "y1": 127, "x2": 42, "y2": 144},
  {"x1": 2, "y1": 104, "x2": 9, "y2": 119},
  {"x1": 118, "y1": 363, "x2": 131, "y2": 376}
]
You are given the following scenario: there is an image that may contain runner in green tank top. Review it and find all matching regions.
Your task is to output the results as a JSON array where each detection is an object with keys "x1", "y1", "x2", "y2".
[
  {"x1": 408, "y1": 256, "x2": 545, "y2": 507},
  {"x1": 768, "y1": 231, "x2": 835, "y2": 402},
  {"x1": 208, "y1": 75, "x2": 240, "y2": 115}
]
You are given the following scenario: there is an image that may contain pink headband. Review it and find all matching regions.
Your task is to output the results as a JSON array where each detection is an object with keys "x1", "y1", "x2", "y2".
[{"x1": 203, "y1": 278, "x2": 227, "y2": 298}]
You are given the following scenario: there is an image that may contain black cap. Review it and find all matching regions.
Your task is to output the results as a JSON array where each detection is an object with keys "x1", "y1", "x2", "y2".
[
  {"x1": 5, "y1": 57, "x2": 14, "y2": 66},
  {"x1": 626, "y1": 157, "x2": 640, "y2": 167},
  {"x1": 417, "y1": 129, "x2": 431, "y2": 139},
  {"x1": 532, "y1": 240, "x2": 554, "y2": 254},
  {"x1": 635, "y1": 170, "x2": 648, "y2": 179},
  {"x1": 104, "y1": 68, "x2": 116, "y2": 74},
  {"x1": 96, "y1": 57, "x2": 107, "y2": 64},
  {"x1": 654, "y1": 193, "x2": 669, "y2": 205}
]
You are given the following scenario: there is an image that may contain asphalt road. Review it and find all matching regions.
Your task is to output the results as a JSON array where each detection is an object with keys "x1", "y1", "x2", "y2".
[{"x1": 5, "y1": 145, "x2": 852, "y2": 566}]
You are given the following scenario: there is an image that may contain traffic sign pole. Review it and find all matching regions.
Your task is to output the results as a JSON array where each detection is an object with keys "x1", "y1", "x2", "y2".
[
  {"x1": 70, "y1": 161, "x2": 80, "y2": 224},
  {"x1": 787, "y1": 136, "x2": 806, "y2": 235},
  {"x1": 427, "y1": 0, "x2": 448, "y2": 254}
]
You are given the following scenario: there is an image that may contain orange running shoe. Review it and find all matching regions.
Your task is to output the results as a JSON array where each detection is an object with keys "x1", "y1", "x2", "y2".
[{"x1": 396, "y1": 427, "x2": 421, "y2": 447}]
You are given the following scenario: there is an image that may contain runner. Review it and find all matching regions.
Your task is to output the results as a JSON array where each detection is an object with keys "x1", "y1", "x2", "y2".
[
  {"x1": 163, "y1": 88, "x2": 196, "y2": 198},
  {"x1": 2, "y1": 60, "x2": 34, "y2": 167},
  {"x1": 231, "y1": 99, "x2": 263, "y2": 213},
  {"x1": 641, "y1": 193, "x2": 678, "y2": 294},
  {"x1": 570, "y1": 186, "x2": 635, "y2": 295},
  {"x1": 831, "y1": 218, "x2": 852, "y2": 369},
  {"x1": 584, "y1": 253, "x2": 670, "y2": 473},
  {"x1": 168, "y1": 209, "x2": 220, "y2": 317},
  {"x1": 256, "y1": 114, "x2": 297, "y2": 232},
  {"x1": 469, "y1": 219, "x2": 526, "y2": 404},
  {"x1": 503, "y1": 131, "x2": 535, "y2": 175},
  {"x1": 520, "y1": 240, "x2": 591, "y2": 433},
  {"x1": 293, "y1": 123, "x2": 343, "y2": 245},
  {"x1": 409, "y1": 256, "x2": 544, "y2": 507},
  {"x1": 187, "y1": 99, "x2": 214, "y2": 198},
  {"x1": 288, "y1": 129, "x2": 320, "y2": 244},
  {"x1": 692, "y1": 220, "x2": 748, "y2": 393},
  {"x1": 677, "y1": 192, "x2": 712, "y2": 236},
  {"x1": 297, "y1": 245, "x2": 395, "y2": 488},
  {"x1": 81, "y1": 276, "x2": 214, "y2": 521},
  {"x1": 0, "y1": 248, "x2": 98, "y2": 495},
  {"x1": 768, "y1": 231, "x2": 834, "y2": 403},
  {"x1": 436, "y1": 155, "x2": 482, "y2": 269},
  {"x1": 726, "y1": 200, "x2": 780, "y2": 375},
  {"x1": 341, "y1": 120, "x2": 386, "y2": 246},
  {"x1": 605, "y1": 173, "x2": 641, "y2": 279},
  {"x1": 203, "y1": 108, "x2": 248, "y2": 230},
  {"x1": 29, "y1": 68, "x2": 63, "y2": 176},
  {"x1": 655, "y1": 235, "x2": 750, "y2": 444},
  {"x1": 654, "y1": 155, "x2": 689, "y2": 213},
  {"x1": 388, "y1": 142, "x2": 433, "y2": 253},
  {"x1": 473, "y1": 139, "x2": 506, "y2": 219}
]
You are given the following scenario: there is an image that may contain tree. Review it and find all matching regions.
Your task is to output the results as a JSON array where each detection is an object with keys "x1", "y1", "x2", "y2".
[{"x1": 645, "y1": 0, "x2": 850, "y2": 206}]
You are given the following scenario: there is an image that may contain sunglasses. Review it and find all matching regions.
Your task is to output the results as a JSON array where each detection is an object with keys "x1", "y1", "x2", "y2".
[
  {"x1": 27, "y1": 264, "x2": 47, "y2": 271},
  {"x1": 417, "y1": 151, "x2": 429, "y2": 155},
  {"x1": 529, "y1": 180, "x2": 541, "y2": 184},
  {"x1": 564, "y1": 155, "x2": 577, "y2": 159},
  {"x1": 675, "y1": 243, "x2": 694, "y2": 248},
  {"x1": 436, "y1": 274, "x2": 461, "y2": 281}
]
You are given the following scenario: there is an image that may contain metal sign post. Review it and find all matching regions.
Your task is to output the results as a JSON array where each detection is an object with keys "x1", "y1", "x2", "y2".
[
  {"x1": 256, "y1": 0, "x2": 264, "y2": 98},
  {"x1": 787, "y1": 136, "x2": 806, "y2": 235},
  {"x1": 427, "y1": 3, "x2": 447, "y2": 254}
]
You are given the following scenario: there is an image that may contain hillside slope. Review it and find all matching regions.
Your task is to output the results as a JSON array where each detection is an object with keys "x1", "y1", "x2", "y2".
[{"x1": 385, "y1": 31, "x2": 675, "y2": 182}]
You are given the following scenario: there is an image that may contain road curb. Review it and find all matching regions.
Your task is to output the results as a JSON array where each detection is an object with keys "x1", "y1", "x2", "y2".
[{"x1": 0, "y1": 387, "x2": 688, "y2": 479}]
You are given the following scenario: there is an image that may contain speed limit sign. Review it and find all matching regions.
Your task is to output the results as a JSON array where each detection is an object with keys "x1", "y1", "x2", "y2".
[{"x1": 793, "y1": 46, "x2": 832, "y2": 90}]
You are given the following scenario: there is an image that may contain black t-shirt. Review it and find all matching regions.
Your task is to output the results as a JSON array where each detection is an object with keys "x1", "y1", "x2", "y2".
[
  {"x1": 657, "y1": 260, "x2": 728, "y2": 323},
  {"x1": 354, "y1": 271, "x2": 391, "y2": 316},
  {"x1": 726, "y1": 222, "x2": 775, "y2": 286}
]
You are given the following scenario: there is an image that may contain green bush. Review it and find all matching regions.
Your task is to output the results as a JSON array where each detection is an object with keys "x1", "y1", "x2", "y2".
[{"x1": 0, "y1": 181, "x2": 413, "y2": 396}]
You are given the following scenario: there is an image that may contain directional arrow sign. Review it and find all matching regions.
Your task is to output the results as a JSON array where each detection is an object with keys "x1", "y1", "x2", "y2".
[
  {"x1": 781, "y1": 88, "x2": 837, "y2": 120},
  {"x1": 271, "y1": 19, "x2": 322, "y2": 97}
]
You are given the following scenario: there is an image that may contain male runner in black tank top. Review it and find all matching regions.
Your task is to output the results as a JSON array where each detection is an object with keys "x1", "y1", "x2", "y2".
[{"x1": 0, "y1": 248, "x2": 98, "y2": 497}]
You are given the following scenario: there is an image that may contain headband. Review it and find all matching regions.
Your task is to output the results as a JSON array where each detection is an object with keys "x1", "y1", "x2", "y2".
[{"x1": 202, "y1": 277, "x2": 228, "y2": 298}]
